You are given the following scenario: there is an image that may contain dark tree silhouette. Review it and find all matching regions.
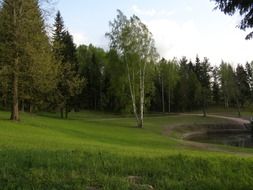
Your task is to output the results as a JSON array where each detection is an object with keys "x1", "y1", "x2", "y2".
[{"x1": 212, "y1": 0, "x2": 253, "y2": 39}]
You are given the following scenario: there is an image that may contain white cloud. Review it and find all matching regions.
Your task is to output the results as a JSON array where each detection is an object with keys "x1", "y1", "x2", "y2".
[
  {"x1": 70, "y1": 31, "x2": 89, "y2": 46},
  {"x1": 146, "y1": 19, "x2": 200, "y2": 60},
  {"x1": 185, "y1": 6, "x2": 193, "y2": 12},
  {"x1": 144, "y1": 18, "x2": 253, "y2": 65},
  {"x1": 129, "y1": 3, "x2": 253, "y2": 65},
  {"x1": 132, "y1": 5, "x2": 174, "y2": 17}
]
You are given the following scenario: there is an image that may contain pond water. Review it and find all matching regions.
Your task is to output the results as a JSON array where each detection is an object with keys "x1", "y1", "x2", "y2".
[{"x1": 189, "y1": 132, "x2": 253, "y2": 148}]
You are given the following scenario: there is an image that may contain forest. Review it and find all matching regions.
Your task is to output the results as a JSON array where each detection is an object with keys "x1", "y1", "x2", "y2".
[{"x1": 0, "y1": 1, "x2": 252, "y2": 125}]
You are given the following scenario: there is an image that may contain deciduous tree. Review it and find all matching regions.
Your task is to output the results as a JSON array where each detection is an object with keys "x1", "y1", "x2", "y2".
[{"x1": 106, "y1": 10, "x2": 158, "y2": 128}]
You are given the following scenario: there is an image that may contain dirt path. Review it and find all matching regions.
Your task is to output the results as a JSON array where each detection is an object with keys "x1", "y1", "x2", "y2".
[{"x1": 180, "y1": 113, "x2": 250, "y2": 125}]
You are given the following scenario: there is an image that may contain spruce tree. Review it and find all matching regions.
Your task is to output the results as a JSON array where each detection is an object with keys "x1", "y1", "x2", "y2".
[
  {"x1": 52, "y1": 11, "x2": 84, "y2": 118},
  {"x1": 236, "y1": 64, "x2": 251, "y2": 106},
  {"x1": 0, "y1": 0, "x2": 58, "y2": 120}
]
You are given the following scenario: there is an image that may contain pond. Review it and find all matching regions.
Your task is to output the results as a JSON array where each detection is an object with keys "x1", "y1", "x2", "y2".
[{"x1": 189, "y1": 132, "x2": 253, "y2": 148}]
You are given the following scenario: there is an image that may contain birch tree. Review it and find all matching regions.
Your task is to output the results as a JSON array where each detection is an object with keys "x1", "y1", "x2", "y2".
[{"x1": 106, "y1": 10, "x2": 158, "y2": 128}]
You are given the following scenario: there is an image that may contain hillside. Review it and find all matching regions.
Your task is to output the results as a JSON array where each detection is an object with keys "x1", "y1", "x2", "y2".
[{"x1": 0, "y1": 111, "x2": 253, "y2": 189}]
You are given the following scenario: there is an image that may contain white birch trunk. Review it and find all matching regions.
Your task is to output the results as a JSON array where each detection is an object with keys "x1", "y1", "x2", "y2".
[
  {"x1": 126, "y1": 61, "x2": 140, "y2": 126},
  {"x1": 139, "y1": 62, "x2": 147, "y2": 128}
]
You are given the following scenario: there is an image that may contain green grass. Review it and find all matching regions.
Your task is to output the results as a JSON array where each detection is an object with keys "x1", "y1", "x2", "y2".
[
  {"x1": 0, "y1": 111, "x2": 253, "y2": 189},
  {"x1": 193, "y1": 105, "x2": 253, "y2": 118}
]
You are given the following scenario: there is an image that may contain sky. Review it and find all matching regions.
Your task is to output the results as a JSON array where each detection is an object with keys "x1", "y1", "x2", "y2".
[{"x1": 53, "y1": 0, "x2": 253, "y2": 65}]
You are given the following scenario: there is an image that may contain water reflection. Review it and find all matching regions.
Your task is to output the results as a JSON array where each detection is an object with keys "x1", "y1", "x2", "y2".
[{"x1": 189, "y1": 133, "x2": 253, "y2": 148}]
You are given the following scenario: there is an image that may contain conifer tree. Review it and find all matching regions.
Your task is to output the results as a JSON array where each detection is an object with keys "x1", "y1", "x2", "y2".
[
  {"x1": 194, "y1": 57, "x2": 212, "y2": 117},
  {"x1": 0, "y1": 0, "x2": 58, "y2": 120},
  {"x1": 52, "y1": 11, "x2": 84, "y2": 118}
]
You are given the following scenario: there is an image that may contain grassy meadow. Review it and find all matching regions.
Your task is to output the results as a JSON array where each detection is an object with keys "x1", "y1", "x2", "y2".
[{"x1": 0, "y1": 111, "x2": 253, "y2": 189}]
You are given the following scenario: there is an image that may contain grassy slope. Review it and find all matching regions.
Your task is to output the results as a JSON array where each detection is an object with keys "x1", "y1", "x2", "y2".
[{"x1": 0, "y1": 111, "x2": 253, "y2": 190}]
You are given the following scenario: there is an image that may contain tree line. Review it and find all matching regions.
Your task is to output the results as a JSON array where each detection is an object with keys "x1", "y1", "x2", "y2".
[{"x1": 0, "y1": 1, "x2": 252, "y2": 128}]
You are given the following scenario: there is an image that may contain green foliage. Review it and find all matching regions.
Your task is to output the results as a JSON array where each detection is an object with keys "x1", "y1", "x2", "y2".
[
  {"x1": 219, "y1": 62, "x2": 238, "y2": 108},
  {"x1": 174, "y1": 57, "x2": 202, "y2": 112},
  {"x1": 103, "y1": 49, "x2": 131, "y2": 112},
  {"x1": 236, "y1": 64, "x2": 251, "y2": 106},
  {"x1": 77, "y1": 45, "x2": 106, "y2": 110}
]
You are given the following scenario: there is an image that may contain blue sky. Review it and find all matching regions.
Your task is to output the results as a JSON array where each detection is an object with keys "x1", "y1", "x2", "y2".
[{"x1": 54, "y1": 0, "x2": 253, "y2": 65}]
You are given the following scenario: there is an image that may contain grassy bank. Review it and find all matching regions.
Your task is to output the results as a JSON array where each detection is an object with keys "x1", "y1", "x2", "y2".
[{"x1": 0, "y1": 111, "x2": 253, "y2": 189}]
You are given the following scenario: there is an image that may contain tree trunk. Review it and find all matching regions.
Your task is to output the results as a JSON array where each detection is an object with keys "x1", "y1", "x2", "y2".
[
  {"x1": 29, "y1": 103, "x2": 33, "y2": 113},
  {"x1": 2, "y1": 100, "x2": 4, "y2": 110},
  {"x1": 139, "y1": 70, "x2": 144, "y2": 128},
  {"x1": 10, "y1": 58, "x2": 19, "y2": 121},
  {"x1": 224, "y1": 94, "x2": 229, "y2": 108},
  {"x1": 202, "y1": 92, "x2": 207, "y2": 117},
  {"x1": 10, "y1": 5, "x2": 20, "y2": 121},
  {"x1": 21, "y1": 100, "x2": 25, "y2": 112},
  {"x1": 60, "y1": 108, "x2": 64, "y2": 119},
  {"x1": 100, "y1": 78, "x2": 102, "y2": 110},
  {"x1": 126, "y1": 62, "x2": 140, "y2": 127},
  {"x1": 161, "y1": 77, "x2": 165, "y2": 113},
  {"x1": 94, "y1": 93, "x2": 97, "y2": 111},
  {"x1": 139, "y1": 62, "x2": 147, "y2": 129},
  {"x1": 236, "y1": 98, "x2": 241, "y2": 117},
  {"x1": 65, "y1": 105, "x2": 69, "y2": 119},
  {"x1": 168, "y1": 88, "x2": 171, "y2": 113},
  {"x1": 10, "y1": 74, "x2": 19, "y2": 120},
  {"x1": 2, "y1": 98, "x2": 7, "y2": 110},
  {"x1": 202, "y1": 105, "x2": 207, "y2": 117}
]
